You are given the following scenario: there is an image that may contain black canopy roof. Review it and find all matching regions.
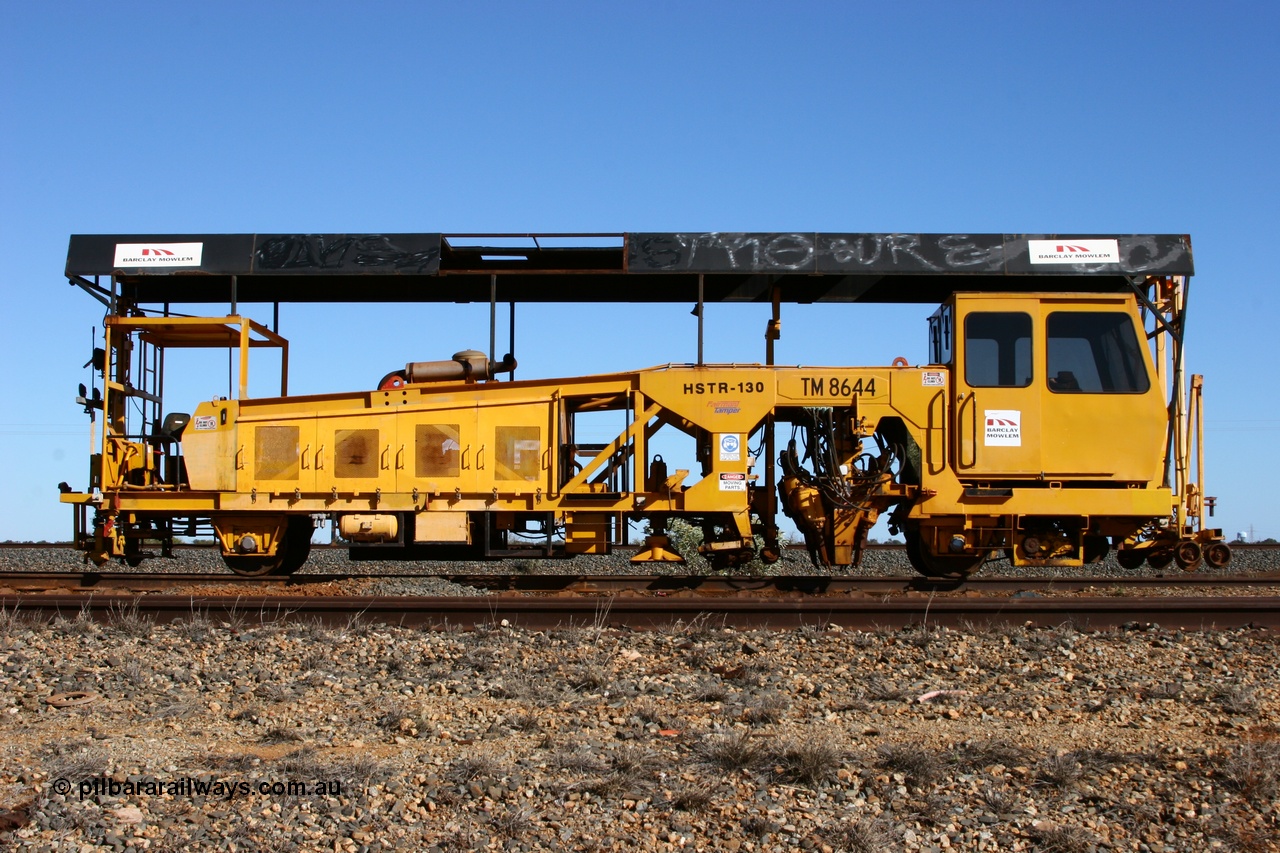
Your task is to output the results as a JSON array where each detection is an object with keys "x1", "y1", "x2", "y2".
[{"x1": 65, "y1": 232, "x2": 1192, "y2": 306}]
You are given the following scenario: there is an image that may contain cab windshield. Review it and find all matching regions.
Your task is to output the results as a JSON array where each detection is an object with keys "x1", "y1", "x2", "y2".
[{"x1": 1046, "y1": 312, "x2": 1149, "y2": 393}]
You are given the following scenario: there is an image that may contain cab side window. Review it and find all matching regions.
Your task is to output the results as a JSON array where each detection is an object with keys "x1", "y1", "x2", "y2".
[
  {"x1": 1047, "y1": 312, "x2": 1150, "y2": 393},
  {"x1": 964, "y1": 312, "x2": 1032, "y2": 387}
]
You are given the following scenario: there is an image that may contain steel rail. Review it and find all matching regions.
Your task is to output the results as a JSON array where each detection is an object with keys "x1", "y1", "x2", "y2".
[
  {"x1": 2, "y1": 591, "x2": 1276, "y2": 631},
  {"x1": 4, "y1": 541, "x2": 1277, "y2": 552},
  {"x1": 2, "y1": 571, "x2": 1279, "y2": 595}
]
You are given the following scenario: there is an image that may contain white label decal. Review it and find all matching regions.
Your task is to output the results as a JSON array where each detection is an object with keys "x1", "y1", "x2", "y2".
[
  {"x1": 719, "y1": 434, "x2": 741, "y2": 462},
  {"x1": 719, "y1": 472, "x2": 747, "y2": 492},
  {"x1": 921, "y1": 371, "x2": 945, "y2": 387},
  {"x1": 114, "y1": 242, "x2": 204, "y2": 268},
  {"x1": 1028, "y1": 239, "x2": 1119, "y2": 264},
  {"x1": 984, "y1": 410, "x2": 1022, "y2": 446},
  {"x1": 193, "y1": 415, "x2": 217, "y2": 431}
]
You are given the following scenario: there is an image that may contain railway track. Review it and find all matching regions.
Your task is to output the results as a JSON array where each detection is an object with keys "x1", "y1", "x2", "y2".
[
  {"x1": 3, "y1": 571, "x2": 1277, "y2": 631},
  {"x1": 2, "y1": 590, "x2": 1276, "y2": 631},
  {"x1": 1, "y1": 569, "x2": 1279, "y2": 595},
  {"x1": 4, "y1": 543, "x2": 1276, "y2": 632}
]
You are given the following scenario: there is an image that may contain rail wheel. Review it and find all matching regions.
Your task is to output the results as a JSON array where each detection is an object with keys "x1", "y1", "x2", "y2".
[
  {"x1": 221, "y1": 517, "x2": 314, "y2": 577},
  {"x1": 1083, "y1": 535, "x2": 1110, "y2": 564},
  {"x1": 279, "y1": 517, "x2": 315, "y2": 573},
  {"x1": 1204, "y1": 541, "x2": 1232, "y2": 569},
  {"x1": 905, "y1": 532, "x2": 984, "y2": 579},
  {"x1": 707, "y1": 546, "x2": 756, "y2": 572},
  {"x1": 222, "y1": 554, "x2": 284, "y2": 576},
  {"x1": 1174, "y1": 540, "x2": 1202, "y2": 571},
  {"x1": 1115, "y1": 548, "x2": 1145, "y2": 570},
  {"x1": 1146, "y1": 550, "x2": 1174, "y2": 570}
]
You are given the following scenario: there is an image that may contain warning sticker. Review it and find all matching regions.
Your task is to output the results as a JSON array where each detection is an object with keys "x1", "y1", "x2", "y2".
[
  {"x1": 719, "y1": 434, "x2": 741, "y2": 462},
  {"x1": 719, "y1": 472, "x2": 747, "y2": 492},
  {"x1": 984, "y1": 410, "x2": 1021, "y2": 446},
  {"x1": 921, "y1": 371, "x2": 945, "y2": 387},
  {"x1": 193, "y1": 415, "x2": 217, "y2": 431}
]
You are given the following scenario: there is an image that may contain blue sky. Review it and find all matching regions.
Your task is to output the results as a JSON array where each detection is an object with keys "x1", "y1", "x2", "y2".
[{"x1": 2, "y1": 1, "x2": 1277, "y2": 543}]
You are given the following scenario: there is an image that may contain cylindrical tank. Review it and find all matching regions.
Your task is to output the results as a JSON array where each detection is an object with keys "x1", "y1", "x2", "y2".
[
  {"x1": 338, "y1": 513, "x2": 399, "y2": 543},
  {"x1": 404, "y1": 350, "x2": 517, "y2": 383}
]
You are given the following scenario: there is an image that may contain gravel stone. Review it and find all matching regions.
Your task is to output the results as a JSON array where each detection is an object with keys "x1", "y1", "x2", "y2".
[
  {"x1": 3, "y1": 542, "x2": 1276, "y2": 583},
  {"x1": 1, "y1": 608, "x2": 1275, "y2": 851}
]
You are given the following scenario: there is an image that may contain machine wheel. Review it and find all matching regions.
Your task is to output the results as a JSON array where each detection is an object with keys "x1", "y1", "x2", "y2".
[
  {"x1": 222, "y1": 553, "x2": 284, "y2": 577},
  {"x1": 707, "y1": 546, "x2": 756, "y2": 572},
  {"x1": 1204, "y1": 541, "x2": 1232, "y2": 569},
  {"x1": 1174, "y1": 540, "x2": 1203, "y2": 572},
  {"x1": 1146, "y1": 550, "x2": 1174, "y2": 570},
  {"x1": 1083, "y1": 535, "x2": 1110, "y2": 564},
  {"x1": 1115, "y1": 548, "x2": 1145, "y2": 570},
  {"x1": 905, "y1": 532, "x2": 985, "y2": 579},
  {"x1": 221, "y1": 517, "x2": 314, "y2": 577},
  {"x1": 278, "y1": 517, "x2": 315, "y2": 574}
]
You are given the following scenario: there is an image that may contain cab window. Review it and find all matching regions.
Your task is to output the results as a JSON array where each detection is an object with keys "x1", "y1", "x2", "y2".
[
  {"x1": 964, "y1": 312, "x2": 1032, "y2": 387},
  {"x1": 1047, "y1": 312, "x2": 1150, "y2": 393}
]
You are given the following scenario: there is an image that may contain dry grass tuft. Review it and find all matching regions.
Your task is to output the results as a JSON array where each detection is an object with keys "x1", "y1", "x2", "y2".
[
  {"x1": 258, "y1": 726, "x2": 303, "y2": 744},
  {"x1": 691, "y1": 680, "x2": 729, "y2": 703},
  {"x1": 550, "y1": 747, "x2": 606, "y2": 775},
  {"x1": 769, "y1": 731, "x2": 845, "y2": 786},
  {"x1": 1220, "y1": 741, "x2": 1280, "y2": 802},
  {"x1": 446, "y1": 754, "x2": 501, "y2": 786},
  {"x1": 666, "y1": 783, "x2": 713, "y2": 812},
  {"x1": 106, "y1": 599, "x2": 153, "y2": 638},
  {"x1": 45, "y1": 745, "x2": 109, "y2": 785},
  {"x1": 950, "y1": 739, "x2": 1028, "y2": 772},
  {"x1": 878, "y1": 743, "x2": 944, "y2": 786},
  {"x1": 1214, "y1": 684, "x2": 1260, "y2": 716},
  {"x1": 491, "y1": 805, "x2": 533, "y2": 838},
  {"x1": 1035, "y1": 753, "x2": 1083, "y2": 789},
  {"x1": 822, "y1": 817, "x2": 899, "y2": 853},
  {"x1": 1029, "y1": 823, "x2": 1093, "y2": 853},
  {"x1": 697, "y1": 729, "x2": 764, "y2": 773},
  {"x1": 742, "y1": 692, "x2": 787, "y2": 724}
]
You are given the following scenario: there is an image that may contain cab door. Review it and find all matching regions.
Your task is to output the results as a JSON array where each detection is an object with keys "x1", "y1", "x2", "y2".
[
  {"x1": 1039, "y1": 303, "x2": 1165, "y2": 481},
  {"x1": 954, "y1": 303, "x2": 1042, "y2": 476}
]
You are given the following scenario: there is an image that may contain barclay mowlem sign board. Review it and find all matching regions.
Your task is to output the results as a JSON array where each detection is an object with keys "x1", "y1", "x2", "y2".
[
  {"x1": 113, "y1": 242, "x2": 204, "y2": 268},
  {"x1": 1027, "y1": 239, "x2": 1120, "y2": 264}
]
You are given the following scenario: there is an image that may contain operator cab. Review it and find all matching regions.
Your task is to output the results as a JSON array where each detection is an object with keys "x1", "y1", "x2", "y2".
[{"x1": 930, "y1": 293, "x2": 1165, "y2": 485}]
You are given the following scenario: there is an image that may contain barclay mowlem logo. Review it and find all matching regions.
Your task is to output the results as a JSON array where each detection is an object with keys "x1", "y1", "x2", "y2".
[
  {"x1": 983, "y1": 409, "x2": 1022, "y2": 447},
  {"x1": 1027, "y1": 239, "x2": 1120, "y2": 265},
  {"x1": 114, "y1": 242, "x2": 204, "y2": 268}
]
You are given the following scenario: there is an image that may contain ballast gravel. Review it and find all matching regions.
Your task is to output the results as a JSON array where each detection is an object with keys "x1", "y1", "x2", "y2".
[
  {"x1": 0, "y1": 607, "x2": 1276, "y2": 852},
  {"x1": 2, "y1": 542, "x2": 1276, "y2": 583}
]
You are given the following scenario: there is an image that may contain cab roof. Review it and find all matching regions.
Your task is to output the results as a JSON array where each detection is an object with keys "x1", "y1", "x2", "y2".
[{"x1": 65, "y1": 232, "x2": 1192, "y2": 306}]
